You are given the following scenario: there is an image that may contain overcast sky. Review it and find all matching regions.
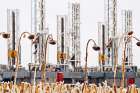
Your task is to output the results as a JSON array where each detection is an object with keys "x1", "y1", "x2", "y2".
[{"x1": 0, "y1": 0, "x2": 140, "y2": 68}]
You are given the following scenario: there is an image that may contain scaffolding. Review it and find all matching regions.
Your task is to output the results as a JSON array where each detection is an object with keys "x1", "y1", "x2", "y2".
[
  {"x1": 7, "y1": 9, "x2": 20, "y2": 68},
  {"x1": 68, "y1": 0, "x2": 81, "y2": 70}
]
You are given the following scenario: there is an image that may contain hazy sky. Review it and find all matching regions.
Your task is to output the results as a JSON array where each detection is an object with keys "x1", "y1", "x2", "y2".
[{"x1": 0, "y1": 0, "x2": 140, "y2": 68}]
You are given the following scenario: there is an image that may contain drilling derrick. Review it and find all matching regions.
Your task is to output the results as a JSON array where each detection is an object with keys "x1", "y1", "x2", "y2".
[
  {"x1": 31, "y1": 0, "x2": 48, "y2": 64},
  {"x1": 57, "y1": 15, "x2": 69, "y2": 68},
  {"x1": 7, "y1": 9, "x2": 20, "y2": 68},
  {"x1": 122, "y1": 10, "x2": 133, "y2": 66},
  {"x1": 104, "y1": 0, "x2": 117, "y2": 69},
  {"x1": 98, "y1": 22, "x2": 106, "y2": 71},
  {"x1": 68, "y1": 0, "x2": 80, "y2": 71}
]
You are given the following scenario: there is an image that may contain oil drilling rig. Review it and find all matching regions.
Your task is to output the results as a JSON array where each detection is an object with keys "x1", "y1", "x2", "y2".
[
  {"x1": 122, "y1": 10, "x2": 133, "y2": 66},
  {"x1": 7, "y1": 9, "x2": 20, "y2": 69},
  {"x1": 56, "y1": 0, "x2": 81, "y2": 72},
  {"x1": 31, "y1": 0, "x2": 48, "y2": 65},
  {"x1": 103, "y1": 0, "x2": 118, "y2": 71},
  {"x1": 57, "y1": 15, "x2": 69, "y2": 71},
  {"x1": 97, "y1": 0, "x2": 138, "y2": 86},
  {"x1": 98, "y1": 0, "x2": 134, "y2": 71},
  {"x1": 68, "y1": 0, "x2": 81, "y2": 70},
  {"x1": 1, "y1": 0, "x2": 140, "y2": 87}
]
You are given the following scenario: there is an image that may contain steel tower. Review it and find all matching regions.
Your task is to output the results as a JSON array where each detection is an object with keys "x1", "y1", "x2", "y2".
[
  {"x1": 104, "y1": 0, "x2": 118, "y2": 69},
  {"x1": 57, "y1": 15, "x2": 69, "y2": 67},
  {"x1": 68, "y1": 0, "x2": 81, "y2": 70},
  {"x1": 31, "y1": 0, "x2": 48, "y2": 64},
  {"x1": 122, "y1": 10, "x2": 133, "y2": 66},
  {"x1": 7, "y1": 9, "x2": 20, "y2": 68}
]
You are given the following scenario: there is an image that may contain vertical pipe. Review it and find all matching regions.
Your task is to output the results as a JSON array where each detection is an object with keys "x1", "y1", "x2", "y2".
[
  {"x1": 61, "y1": 18, "x2": 64, "y2": 65},
  {"x1": 12, "y1": 11, "x2": 16, "y2": 66},
  {"x1": 107, "y1": 0, "x2": 110, "y2": 65},
  {"x1": 98, "y1": 22, "x2": 101, "y2": 71},
  {"x1": 102, "y1": 24, "x2": 105, "y2": 71},
  {"x1": 130, "y1": 11, "x2": 133, "y2": 66}
]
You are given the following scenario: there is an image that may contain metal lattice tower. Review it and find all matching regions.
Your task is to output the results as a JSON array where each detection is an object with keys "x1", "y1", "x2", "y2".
[
  {"x1": 68, "y1": 0, "x2": 81, "y2": 70},
  {"x1": 104, "y1": 0, "x2": 111, "y2": 66},
  {"x1": 122, "y1": 10, "x2": 133, "y2": 66},
  {"x1": 31, "y1": 0, "x2": 48, "y2": 64},
  {"x1": 7, "y1": 9, "x2": 20, "y2": 68},
  {"x1": 57, "y1": 15, "x2": 69, "y2": 65},
  {"x1": 104, "y1": 0, "x2": 118, "y2": 68}
]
